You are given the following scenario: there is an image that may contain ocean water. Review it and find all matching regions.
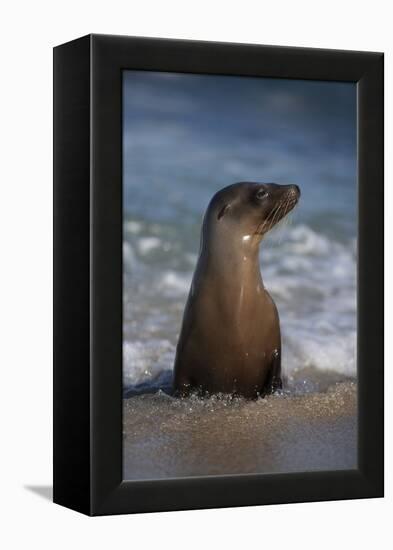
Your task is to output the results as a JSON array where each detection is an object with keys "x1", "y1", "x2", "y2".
[{"x1": 123, "y1": 71, "x2": 357, "y2": 396}]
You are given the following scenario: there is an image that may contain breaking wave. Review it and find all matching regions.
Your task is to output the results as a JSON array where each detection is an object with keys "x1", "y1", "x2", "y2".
[{"x1": 123, "y1": 221, "x2": 356, "y2": 394}]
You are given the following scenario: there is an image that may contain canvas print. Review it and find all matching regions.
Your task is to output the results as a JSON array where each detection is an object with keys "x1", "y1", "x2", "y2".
[{"x1": 122, "y1": 71, "x2": 357, "y2": 480}]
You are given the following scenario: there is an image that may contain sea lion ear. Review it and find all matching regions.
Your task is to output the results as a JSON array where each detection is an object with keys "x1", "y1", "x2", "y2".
[{"x1": 217, "y1": 203, "x2": 230, "y2": 220}]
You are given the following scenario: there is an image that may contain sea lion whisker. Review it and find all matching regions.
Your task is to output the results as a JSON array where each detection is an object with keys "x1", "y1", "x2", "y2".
[
  {"x1": 265, "y1": 202, "x2": 283, "y2": 233},
  {"x1": 277, "y1": 205, "x2": 292, "y2": 244},
  {"x1": 277, "y1": 196, "x2": 293, "y2": 229},
  {"x1": 263, "y1": 202, "x2": 281, "y2": 231},
  {"x1": 266, "y1": 206, "x2": 281, "y2": 234},
  {"x1": 265, "y1": 203, "x2": 280, "y2": 226},
  {"x1": 268, "y1": 200, "x2": 285, "y2": 232},
  {"x1": 257, "y1": 203, "x2": 279, "y2": 235},
  {"x1": 269, "y1": 195, "x2": 293, "y2": 243}
]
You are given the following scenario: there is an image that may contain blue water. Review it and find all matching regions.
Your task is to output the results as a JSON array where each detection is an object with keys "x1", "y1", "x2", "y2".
[{"x1": 122, "y1": 70, "x2": 357, "y2": 393}]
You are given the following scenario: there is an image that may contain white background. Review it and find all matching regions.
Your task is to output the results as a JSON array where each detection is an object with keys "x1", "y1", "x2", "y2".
[{"x1": 0, "y1": 1, "x2": 390, "y2": 548}]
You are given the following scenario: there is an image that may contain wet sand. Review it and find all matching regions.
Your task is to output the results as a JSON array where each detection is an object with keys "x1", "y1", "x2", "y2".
[{"x1": 123, "y1": 380, "x2": 357, "y2": 480}]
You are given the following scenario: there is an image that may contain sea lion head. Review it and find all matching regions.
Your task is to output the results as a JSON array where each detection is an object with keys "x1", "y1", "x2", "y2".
[{"x1": 206, "y1": 182, "x2": 300, "y2": 243}]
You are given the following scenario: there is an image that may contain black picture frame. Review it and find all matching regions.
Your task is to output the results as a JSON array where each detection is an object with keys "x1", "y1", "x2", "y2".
[{"x1": 53, "y1": 34, "x2": 384, "y2": 516}]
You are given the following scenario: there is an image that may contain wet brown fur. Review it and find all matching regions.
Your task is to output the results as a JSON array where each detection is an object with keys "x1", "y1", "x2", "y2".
[{"x1": 173, "y1": 182, "x2": 300, "y2": 398}]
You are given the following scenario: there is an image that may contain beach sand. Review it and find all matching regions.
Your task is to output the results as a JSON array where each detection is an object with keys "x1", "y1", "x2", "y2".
[{"x1": 123, "y1": 379, "x2": 357, "y2": 480}]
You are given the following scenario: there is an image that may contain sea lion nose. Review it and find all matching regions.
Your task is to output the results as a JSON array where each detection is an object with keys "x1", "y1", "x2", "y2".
[{"x1": 293, "y1": 184, "x2": 301, "y2": 197}]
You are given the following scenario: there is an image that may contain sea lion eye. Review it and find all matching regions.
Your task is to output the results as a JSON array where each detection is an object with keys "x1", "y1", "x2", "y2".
[{"x1": 256, "y1": 189, "x2": 269, "y2": 200}]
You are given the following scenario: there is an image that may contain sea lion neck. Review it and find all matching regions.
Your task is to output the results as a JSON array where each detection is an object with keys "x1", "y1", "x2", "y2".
[{"x1": 198, "y1": 229, "x2": 264, "y2": 288}]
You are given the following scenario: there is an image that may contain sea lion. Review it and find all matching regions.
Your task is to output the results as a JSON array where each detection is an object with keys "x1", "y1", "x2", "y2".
[{"x1": 173, "y1": 182, "x2": 300, "y2": 398}]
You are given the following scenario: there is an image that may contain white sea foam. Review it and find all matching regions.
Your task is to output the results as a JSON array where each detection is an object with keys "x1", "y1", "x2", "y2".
[
  {"x1": 123, "y1": 223, "x2": 357, "y2": 390},
  {"x1": 124, "y1": 220, "x2": 142, "y2": 234},
  {"x1": 123, "y1": 241, "x2": 137, "y2": 273},
  {"x1": 262, "y1": 224, "x2": 356, "y2": 378},
  {"x1": 123, "y1": 339, "x2": 175, "y2": 386},
  {"x1": 137, "y1": 236, "x2": 162, "y2": 254},
  {"x1": 159, "y1": 271, "x2": 191, "y2": 296}
]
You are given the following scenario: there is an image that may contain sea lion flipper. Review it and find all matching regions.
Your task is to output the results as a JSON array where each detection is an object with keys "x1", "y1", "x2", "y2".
[{"x1": 264, "y1": 349, "x2": 282, "y2": 394}]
